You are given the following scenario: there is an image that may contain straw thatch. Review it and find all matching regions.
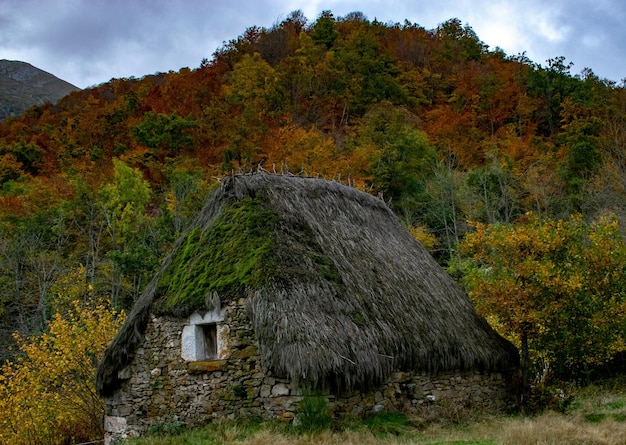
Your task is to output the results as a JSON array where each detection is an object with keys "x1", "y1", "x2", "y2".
[{"x1": 97, "y1": 173, "x2": 518, "y2": 396}]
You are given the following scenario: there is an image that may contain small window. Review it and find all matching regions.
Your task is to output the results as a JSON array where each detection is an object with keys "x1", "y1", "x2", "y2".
[
  {"x1": 181, "y1": 310, "x2": 225, "y2": 362},
  {"x1": 201, "y1": 323, "x2": 217, "y2": 360}
]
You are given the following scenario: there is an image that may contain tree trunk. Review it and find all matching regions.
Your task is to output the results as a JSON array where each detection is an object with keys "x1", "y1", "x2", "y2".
[{"x1": 520, "y1": 332, "x2": 531, "y2": 412}]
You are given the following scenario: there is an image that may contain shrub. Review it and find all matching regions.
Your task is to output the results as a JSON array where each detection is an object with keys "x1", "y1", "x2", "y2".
[{"x1": 0, "y1": 302, "x2": 125, "y2": 445}]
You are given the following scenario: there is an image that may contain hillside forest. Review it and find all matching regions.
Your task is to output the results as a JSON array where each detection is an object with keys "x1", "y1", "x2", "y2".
[{"x1": 2, "y1": 9, "x2": 626, "y2": 443}]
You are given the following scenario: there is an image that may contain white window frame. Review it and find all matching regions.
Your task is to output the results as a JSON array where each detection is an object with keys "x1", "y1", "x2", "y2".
[{"x1": 181, "y1": 309, "x2": 227, "y2": 361}]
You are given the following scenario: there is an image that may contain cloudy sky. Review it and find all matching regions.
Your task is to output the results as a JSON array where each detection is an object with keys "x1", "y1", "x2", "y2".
[{"x1": 1, "y1": 0, "x2": 624, "y2": 89}]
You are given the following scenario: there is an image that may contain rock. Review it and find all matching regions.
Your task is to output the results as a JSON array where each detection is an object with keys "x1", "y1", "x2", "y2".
[
  {"x1": 231, "y1": 346, "x2": 258, "y2": 360},
  {"x1": 104, "y1": 416, "x2": 127, "y2": 434},
  {"x1": 271, "y1": 383, "x2": 290, "y2": 397},
  {"x1": 278, "y1": 411, "x2": 295, "y2": 422},
  {"x1": 259, "y1": 385, "x2": 271, "y2": 398},
  {"x1": 187, "y1": 361, "x2": 225, "y2": 374}
]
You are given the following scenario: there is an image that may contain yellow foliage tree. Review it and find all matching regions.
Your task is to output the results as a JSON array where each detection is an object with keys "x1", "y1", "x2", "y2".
[
  {"x1": 0, "y1": 302, "x2": 125, "y2": 445},
  {"x1": 460, "y1": 213, "x2": 626, "y2": 404}
]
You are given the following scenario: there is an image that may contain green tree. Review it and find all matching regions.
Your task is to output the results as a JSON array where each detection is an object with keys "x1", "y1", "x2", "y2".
[
  {"x1": 162, "y1": 163, "x2": 215, "y2": 235},
  {"x1": 222, "y1": 53, "x2": 277, "y2": 169},
  {"x1": 466, "y1": 153, "x2": 521, "y2": 224},
  {"x1": 333, "y1": 24, "x2": 408, "y2": 114},
  {"x1": 527, "y1": 56, "x2": 577, "y2": 136},
  {"x1": 436, "y1": 18, "x2": 487, "y2": 62},
  {"x1": 355, "y1": 103, "x2": 436, "y2": 212},
  {"x1": 421, "y1": 152, "x2": 468, "y2": 262},
  {"x1": 98, "y1": 159, "x2": 155, "y2": 306},
  {"x1": 275, "y1": 32, "x2": 327, "y2": 125},
  {"x1": 557, "y1": 98, "x2": 604, "y2": 211},
  {"x1": 311, "y1": 10, "x2": 338, "y2": 49},
  {"x1": 0, "y1": 209, "x2": 69, "y2": 360},
  {"x1": 132, "y1": 111, "x2": 197, "y2": 154}
]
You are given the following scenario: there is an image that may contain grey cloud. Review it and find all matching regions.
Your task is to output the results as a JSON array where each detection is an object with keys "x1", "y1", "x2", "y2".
[
  {"x1": 1, "y1": 0, "x2": 626, "y2": 87},
  {"x1": 553, "y1": 1, "x2": 626, "y2": 80}
]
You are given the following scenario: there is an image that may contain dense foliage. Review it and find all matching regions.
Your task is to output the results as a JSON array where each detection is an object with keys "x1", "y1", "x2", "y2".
[
  {"x1": 1, "y1": 8, "x2": 626, "y2": 423},
  {"x1": 0, "y1": 303, "x2": 124, "y2": 445},
  {"x1": 459, "y1": 213, "x2": 626, "y2": 396}
]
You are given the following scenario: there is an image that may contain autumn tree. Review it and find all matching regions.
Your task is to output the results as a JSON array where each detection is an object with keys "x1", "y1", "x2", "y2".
[
  {"x1": 460, "y1": 213, "x2": 626, "y2": 404},
  {"x1": 256, "y1": 10, "x2": 306, "y2": 66},
  {"x1": 0, "y1": 140, "x2": 44, "y2": 176},
  {"x1": 0, "y1": 303, "x2": 125, "y2": 445}
]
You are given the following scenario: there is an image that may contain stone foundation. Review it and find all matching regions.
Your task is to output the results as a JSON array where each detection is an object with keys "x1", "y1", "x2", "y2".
[{"x1": 103, "y1": 300, "x2": 516, "y2": 443}]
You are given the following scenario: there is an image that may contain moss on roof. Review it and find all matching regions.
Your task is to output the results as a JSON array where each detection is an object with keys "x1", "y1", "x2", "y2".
[{"x1": 154, "y1": 196, "x2": 277, "y2": 316}]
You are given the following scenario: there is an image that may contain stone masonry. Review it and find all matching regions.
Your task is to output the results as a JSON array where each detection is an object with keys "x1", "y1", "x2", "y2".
[{"x1": 103, "y1": 298, "x2": 516, "y2": 443}]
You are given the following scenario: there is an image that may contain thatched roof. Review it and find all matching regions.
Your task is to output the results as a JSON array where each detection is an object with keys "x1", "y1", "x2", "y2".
[{"x1": 97, "y1": 173, "x2": 518, "y2": 396}]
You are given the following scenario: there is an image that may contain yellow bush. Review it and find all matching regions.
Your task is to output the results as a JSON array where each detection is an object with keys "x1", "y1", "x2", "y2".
[
  {"x1": 408, "y1": 224, "x2": 438, "y2": 253},
  {"x1": 0, "y1": 302, "x2": 125, "y2": 445}
]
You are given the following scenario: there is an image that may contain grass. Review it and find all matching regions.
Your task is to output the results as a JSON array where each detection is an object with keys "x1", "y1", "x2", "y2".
[{"x1": 123, "y1": 380, "x2": 626, "y2": 445}]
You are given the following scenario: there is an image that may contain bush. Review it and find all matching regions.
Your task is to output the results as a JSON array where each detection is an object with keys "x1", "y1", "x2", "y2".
[{"x1": 0, "y1": 302, "x2": 125, "y2": 445}]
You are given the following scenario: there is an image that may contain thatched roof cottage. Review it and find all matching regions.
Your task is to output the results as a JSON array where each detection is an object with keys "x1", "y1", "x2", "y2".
[{"x1": 96, "y1": 173, "x2": 519, "y2": 442}]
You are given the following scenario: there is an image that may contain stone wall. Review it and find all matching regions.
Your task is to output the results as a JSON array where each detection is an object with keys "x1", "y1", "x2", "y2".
[{"x1": 103, "y1": 299, "x2": 516, "y2": 443}]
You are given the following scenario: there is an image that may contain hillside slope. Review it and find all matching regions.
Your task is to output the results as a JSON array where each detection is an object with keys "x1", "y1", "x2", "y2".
[
  {"x1": 0, "y1": 59, "x2": 79, "y2": 121},
  {"x1": 0, "y1": 10, "x2": 624, "y2": 372}
]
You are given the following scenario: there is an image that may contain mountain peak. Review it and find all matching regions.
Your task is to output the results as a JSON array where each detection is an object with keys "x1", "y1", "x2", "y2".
[{"x1": 0, "y1": 59, "x2": 80, "y2": 121}]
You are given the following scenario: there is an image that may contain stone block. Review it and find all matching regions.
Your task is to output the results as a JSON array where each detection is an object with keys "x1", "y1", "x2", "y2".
[
  {"x1": 259, "y1": 385, "x2": 271, "y2": 398},
  {"x1": 187, "y1": 361, "x2": 225, "y2": 374},
  {"x1": 374, "y1": 391, "x2": 383, "y2": 402},
  {"x1": 104, "y1": 416, "x2": 127, "y2": 434},
  {"x1": 383, "y1": 385, "x2": 397, "y2": 398},
  {"x1": 278, "y1": 411, "x2": 295, "y2": 422},
  {"x1": 271, "y1": 383, "x2": 290, "y2": 397}
]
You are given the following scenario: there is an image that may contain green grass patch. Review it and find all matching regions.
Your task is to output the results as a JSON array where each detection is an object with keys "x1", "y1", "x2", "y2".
[
  {"x1": 613, "y1": 413, "x2": 626, "y2": 422},
  {"x1": 584, "y1": 412, "x2": 606, "y2": 423},
  {"x1": 147, "y1": 421, "x2": 184, "y2": 437},
  {"x1": 294, "y1": 392, "x2": 333, "y2": 434},
  {"x1": 362, "y1": 411, "x2": 412, "y2": 437},
  {"x1": 126, "y1": 419, "x2": 266, "y2": 445},
  {"x1": 427, "y1": 441, "x2": 497, "y2": 445},
  {"x1": 606, "y1": 400, "x2": 626, "y2": 410}
]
